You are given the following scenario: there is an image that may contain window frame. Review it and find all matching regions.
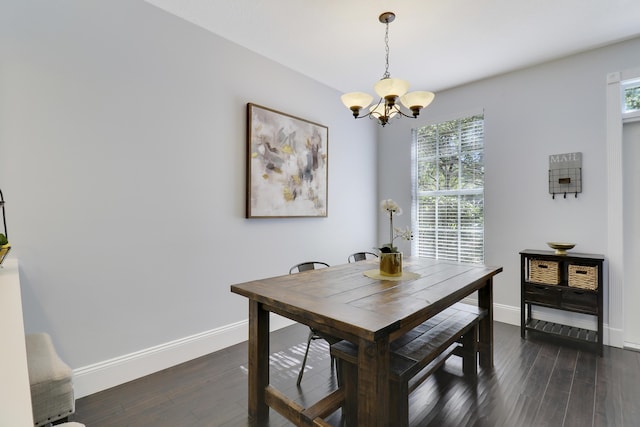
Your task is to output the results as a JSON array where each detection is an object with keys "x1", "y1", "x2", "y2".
[{"x1": 411, "y1": 112, "x2": 485, "y2": 264}]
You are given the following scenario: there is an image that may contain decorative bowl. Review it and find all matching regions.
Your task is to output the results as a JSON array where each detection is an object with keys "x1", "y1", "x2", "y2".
[{"x1": 546, "y1": 242, "x2": 575, "y2": 255}]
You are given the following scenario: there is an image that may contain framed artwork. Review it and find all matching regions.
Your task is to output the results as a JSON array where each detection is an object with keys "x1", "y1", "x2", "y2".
[{"x1": 246, "y1": 103, "x2": 328, "y2": 218}]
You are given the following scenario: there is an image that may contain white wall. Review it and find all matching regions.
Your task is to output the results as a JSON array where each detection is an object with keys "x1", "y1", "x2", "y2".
[
  {"x1": 378, "y1": 36, "x2": 640, "y2": 329},
  {"x1": 0, "y1": 0, "x2": 377, "y2": 395}
]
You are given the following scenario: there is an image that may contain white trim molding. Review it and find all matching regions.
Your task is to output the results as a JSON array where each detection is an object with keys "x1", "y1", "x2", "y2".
[
  {"x1": 72, "y1": 314, "x2": 295, "y2": 398},
  {"x1": 605, "y1": 68, "x2": 640, "y2": 349},
  {"x1": 606, "y1": 71, "x2": 624, "y2": 349}
]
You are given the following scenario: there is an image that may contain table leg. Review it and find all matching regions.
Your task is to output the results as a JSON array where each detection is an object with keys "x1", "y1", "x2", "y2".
[
  {"x1": 478, "y1": 277, "x2": 494, "y2": 368},
  {"x1": 248, "y1": 300, "x2": 269, "y2": 425},
  {"x1": 357, "y1": 336, "x2": 389, "y2": 426}
]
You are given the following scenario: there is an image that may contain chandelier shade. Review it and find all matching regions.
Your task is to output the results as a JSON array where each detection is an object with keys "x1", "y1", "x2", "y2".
[
  {"x1": 373, "y1": 77, "x2": 409, "y2": 99},
  {"x1": 341, "y1": 92, "x2": 374, "y2": 117},
  {"x1": 369, "y1": 102, "x2": 398, "y2": 126},
  {"x1": 341, "y1": 12, "x2": 435, "y2": 127},
  {"x1": 400, "y1": 91, "x2": 436, "y2": 115}
]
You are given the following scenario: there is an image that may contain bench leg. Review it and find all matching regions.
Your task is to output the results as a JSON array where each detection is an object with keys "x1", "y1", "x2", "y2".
[
  {"x1": 339, "y1": 360, "x2": 358, "y2": 426},
  {"x1": 389, "y1": 381, "x2": 409, "y2": 427},
  {"x1": 461, "y1": 324, "x2": 478, "y2": 378}
]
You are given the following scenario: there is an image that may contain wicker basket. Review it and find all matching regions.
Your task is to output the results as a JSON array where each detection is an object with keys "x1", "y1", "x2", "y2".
[
  {"x1": 529, "y1": 259, "x2": 560, "y2": 285},
  {"x1": 568, "y1": 265, "x2": 598, "y2": 290}
]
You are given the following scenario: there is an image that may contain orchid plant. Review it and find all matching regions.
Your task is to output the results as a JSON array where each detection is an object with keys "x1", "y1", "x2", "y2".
[{"x1": 378, "y1": 199, "x2": 413, "y2": 253}]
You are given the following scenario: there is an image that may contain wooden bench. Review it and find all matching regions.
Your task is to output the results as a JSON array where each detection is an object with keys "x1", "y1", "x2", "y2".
[{"x1": 331, "y1": 303, "x2": 487, "y2": 427}]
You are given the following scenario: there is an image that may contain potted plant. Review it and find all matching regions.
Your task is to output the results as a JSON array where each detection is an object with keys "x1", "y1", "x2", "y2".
[{"x1": 378, "y1": 199, "x2": 413, "y2": 276}]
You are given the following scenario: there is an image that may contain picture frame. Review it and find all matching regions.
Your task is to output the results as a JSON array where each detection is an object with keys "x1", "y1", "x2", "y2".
[{"x1": 246, "y1": 103, "x2": 328, "y2": 218}]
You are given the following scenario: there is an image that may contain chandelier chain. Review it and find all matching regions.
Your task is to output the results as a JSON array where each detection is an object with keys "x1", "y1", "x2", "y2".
[{"x1": 383, "y1": 20, "x2": 390, "y2": 79}]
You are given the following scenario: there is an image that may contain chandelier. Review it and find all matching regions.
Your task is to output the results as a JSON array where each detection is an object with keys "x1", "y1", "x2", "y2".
[{"x1": 341, "y1": 12, "x2": 435, "y2": 127}]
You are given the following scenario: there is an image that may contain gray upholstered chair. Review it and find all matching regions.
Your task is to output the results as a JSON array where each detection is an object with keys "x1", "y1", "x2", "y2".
[{"x1": 26, "y1": 333, "x2": 75, "y2": 426}]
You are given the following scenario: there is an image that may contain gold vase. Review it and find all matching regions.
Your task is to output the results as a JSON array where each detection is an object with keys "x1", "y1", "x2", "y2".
[
  {"x1": 380, "y1": 252, "x2": 402, "y2": 277},
  {"x1": 0, "y1": 244, "x2": 11, "y2": 266}
]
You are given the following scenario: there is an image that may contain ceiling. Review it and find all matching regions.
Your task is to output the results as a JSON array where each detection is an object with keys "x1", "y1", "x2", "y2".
[{"x1": 144, "y1": 0, "x2": 640, "y2": 95}]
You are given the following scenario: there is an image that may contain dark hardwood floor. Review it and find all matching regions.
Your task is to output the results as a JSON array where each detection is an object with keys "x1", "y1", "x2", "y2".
[{"x1": 71, "y1": 322, "x2": 640, "y2": 426}]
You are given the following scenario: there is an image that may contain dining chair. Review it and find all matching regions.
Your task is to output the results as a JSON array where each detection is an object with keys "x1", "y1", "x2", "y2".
[
  {"x1": 347, "y1": 251, "x2": 379, "y2": 263},
  {"x1": 288, "y1": 261, "x2": 339, "y2": 385},
  {"x1": 288, "y1": 261, "x2": 330, "y2": 274}
]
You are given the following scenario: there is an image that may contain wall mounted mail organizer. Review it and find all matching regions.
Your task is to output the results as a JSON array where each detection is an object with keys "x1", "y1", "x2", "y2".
[{"x1": 549, "y1": 152, "x2": 582, "y2": 199}]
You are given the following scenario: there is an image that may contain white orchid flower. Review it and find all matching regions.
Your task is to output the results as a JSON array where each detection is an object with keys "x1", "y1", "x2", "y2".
[
  {"x1": 379, "y1": 199, "x2": 412, "y2": 253},
  {"x1": 394, "y1": 226, "x2": 414, "y2": 241},
  {"x1": 380, "y1": 199, "x2": 402, "y2": 216}
]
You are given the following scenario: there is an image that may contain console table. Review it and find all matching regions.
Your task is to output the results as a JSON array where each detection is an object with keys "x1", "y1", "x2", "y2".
[{"x1": 520, "y1": 249, "x2": 604, "y2": 355}]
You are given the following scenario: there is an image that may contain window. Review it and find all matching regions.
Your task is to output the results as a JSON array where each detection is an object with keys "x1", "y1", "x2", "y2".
[
  {"x1": 622, "y1": 78, "x2": 640, "y2": 122},
  {"x1": 412, "y1": 114, "x2": 484, "y2": 263},
  {"x1": 623, "y1": 79, "x2": 640, "y2": 113}
]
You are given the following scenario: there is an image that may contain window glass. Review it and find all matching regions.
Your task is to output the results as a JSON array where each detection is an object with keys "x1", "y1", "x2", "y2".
[
  {"x1": 623, "y1": 79, "x2": 640, "y2": 113},
  {"x1": 413, "y1": 114, "x2": 484, "y2": 263}
]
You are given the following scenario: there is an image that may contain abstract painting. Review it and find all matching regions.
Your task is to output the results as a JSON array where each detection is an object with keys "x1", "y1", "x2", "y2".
[{"x1": 246, "y1": 103, "x2": 328, "y2": 218}]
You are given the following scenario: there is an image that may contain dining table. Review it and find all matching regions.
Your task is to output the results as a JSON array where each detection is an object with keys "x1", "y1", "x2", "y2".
[{"x1": 230, "y1": 256, "x2": 503, "y2": 426}]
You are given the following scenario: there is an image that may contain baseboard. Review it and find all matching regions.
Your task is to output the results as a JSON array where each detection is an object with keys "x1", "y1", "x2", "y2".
[
  {"x1": 74, "y1": 301, "x2": 621, "y2": 398},
  {"x1": 608, "y1": 327, "x2": 624, "y2": 348},
  {"x1": 624, "y1": 342, "x2": 640, "y2": 351},
  {"x1": 463, "y1": 297, "x2": 596, "y2": 330},
  {"x1": 460, "y1": 297, "x2": 520, "y2": 326},
  {"x1": 73, "y1": 314, "x2": 295, "y2": 398},
  {"x1": 492, "y1": 301, "x2": 521, "y2": 326},
  {"x1": 462, "y1": 298, "x2": 621, "y2": 348}
]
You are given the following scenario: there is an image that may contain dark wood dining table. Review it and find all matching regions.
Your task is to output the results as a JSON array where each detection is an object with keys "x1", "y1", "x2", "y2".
[{"x1": 230, "y1": 257, "x2": 502, "y2": 426}]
